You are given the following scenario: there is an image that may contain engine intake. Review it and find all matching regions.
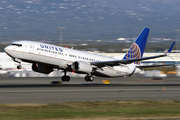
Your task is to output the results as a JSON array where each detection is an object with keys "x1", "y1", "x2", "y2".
[
  {"x1": 71, "y1": 61, "x2": 92, "y2": 74},
  {"x1": 32, "y1": 63, "x2": 53, "y2": 74}
]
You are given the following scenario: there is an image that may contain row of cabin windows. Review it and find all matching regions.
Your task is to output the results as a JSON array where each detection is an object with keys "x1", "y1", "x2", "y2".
[
  {"x1": 69, "y1": 54, "x2": 100, "y2": 62},
  {"x1": 37, "y1": 48, "x2": 63, "y2": 55},
  {"x1": 37, "y1": 48, "x2": 100, "y2": 62}
]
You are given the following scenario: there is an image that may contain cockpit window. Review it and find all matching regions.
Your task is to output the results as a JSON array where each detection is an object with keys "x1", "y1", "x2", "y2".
[{"x1": 11, "y1": 43, "x2": 22, "y2": 47}]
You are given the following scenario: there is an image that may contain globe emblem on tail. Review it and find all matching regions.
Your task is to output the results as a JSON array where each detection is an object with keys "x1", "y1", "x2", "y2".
[{"x1": 124, "y1": 43, "x2": 141, "y2": 65}]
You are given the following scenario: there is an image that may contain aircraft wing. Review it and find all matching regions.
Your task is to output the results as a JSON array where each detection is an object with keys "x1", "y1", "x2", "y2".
[
  {"x1": 91, "y1": 41, "x2": 175, "y2": 68},
  {"x1": 91, "y1": 54, "x2": 167, "y2": 67}
]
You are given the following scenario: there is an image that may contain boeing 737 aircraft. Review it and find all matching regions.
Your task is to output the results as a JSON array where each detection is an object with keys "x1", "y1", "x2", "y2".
[{"x1": 4, "y1": 28, "x2": 175, "y2": 82}]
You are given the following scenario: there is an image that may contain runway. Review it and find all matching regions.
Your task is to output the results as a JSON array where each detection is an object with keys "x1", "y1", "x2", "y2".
[{"x1": 0, "y1": 75, "x2": 180, "y2": 103}]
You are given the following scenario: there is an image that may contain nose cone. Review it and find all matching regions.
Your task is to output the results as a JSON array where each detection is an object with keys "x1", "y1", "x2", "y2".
[
  {"x1": 4, "y1": 46, "x2": 12, "y2": 56},
  {"x1": 4, "y1": 45, "x2": 14, "y2": 58},
  {"x1": 4, "y1": 46, "x2": 9, "y2": 53}
]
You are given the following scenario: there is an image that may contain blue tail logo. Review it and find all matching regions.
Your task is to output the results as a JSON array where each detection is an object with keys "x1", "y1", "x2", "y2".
[
  {"x1": 123, "y1": 43, "x2": 141, "y2": 64},
  {"x1": 122, "y1": 28, "x2": 150, "y2": 65}
]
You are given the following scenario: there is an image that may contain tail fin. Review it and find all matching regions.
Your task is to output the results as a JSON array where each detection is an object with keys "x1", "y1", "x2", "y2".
[{"x1": 122, "y1": 28, "x2": 150, "y2": 65}]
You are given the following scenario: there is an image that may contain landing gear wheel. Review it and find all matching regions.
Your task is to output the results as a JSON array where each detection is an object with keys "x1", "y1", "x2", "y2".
[
  {"x1": 85, "y1": 75, "x2": 94, "y2": 82},
  {"x1": 61, "y1": 75, "x2": 70, "y2": 82},
  {"x1": 17, "y1": 65, "x2": 22, "y2": 69},
  {"x1": 89, "y1": 76, "x2": 94, "y2": 82},
  {"x1": 85, "y1": 76, "x2": 89, "y2": 82}
]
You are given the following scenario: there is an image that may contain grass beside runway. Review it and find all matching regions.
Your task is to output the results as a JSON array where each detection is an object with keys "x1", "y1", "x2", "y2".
[{"x1": 0, "y1": 100, "x2": 180, "y2": 120}]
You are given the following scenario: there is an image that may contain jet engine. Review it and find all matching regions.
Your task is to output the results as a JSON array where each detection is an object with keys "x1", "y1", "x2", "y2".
[
  {"x1": 32, "y1": 63, "x2": 53, "y2": 74},
  {"x1": 71, "y1": 61, "x2": 93, "y2": 74}
]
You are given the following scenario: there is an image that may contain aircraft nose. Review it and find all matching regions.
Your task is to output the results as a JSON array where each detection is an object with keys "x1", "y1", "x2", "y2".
[
  {"x1": 4, "y1": 46, "x2": 7, "y2": 52},
  {"x1": 4, "y1": 46, "x2": 10, "y2": 53}
]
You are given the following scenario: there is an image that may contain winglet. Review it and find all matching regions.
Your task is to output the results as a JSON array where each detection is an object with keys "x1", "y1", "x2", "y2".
[{"x1": 167, "y1": 41, "x2": 175, "y2": 53}]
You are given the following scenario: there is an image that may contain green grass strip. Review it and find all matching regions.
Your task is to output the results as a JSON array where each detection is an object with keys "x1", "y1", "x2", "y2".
[{"x1": 0, "y1": 100, "x2": 180, "y2": 120}]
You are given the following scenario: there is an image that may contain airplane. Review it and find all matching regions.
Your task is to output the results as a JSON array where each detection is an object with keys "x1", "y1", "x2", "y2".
[{"x1": 4, "y1": 28, "x2": 175, "y2": 82}]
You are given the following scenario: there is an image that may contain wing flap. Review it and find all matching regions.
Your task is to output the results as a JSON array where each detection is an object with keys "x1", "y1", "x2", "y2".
[{"x1": 136, "y1": 64, "x2": 175, "y2": 69}]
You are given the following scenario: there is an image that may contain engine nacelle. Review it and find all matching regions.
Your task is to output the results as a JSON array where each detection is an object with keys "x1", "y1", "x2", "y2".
[
  {"x1": 71, "y1": 61, "x2": 93, "y2": 74},
  {"x1": 32, "y1": 63, "x2": 53, "y2": 74}
]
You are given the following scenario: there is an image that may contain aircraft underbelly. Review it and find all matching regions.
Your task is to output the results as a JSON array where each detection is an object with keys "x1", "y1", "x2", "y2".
[
  {"x1": 31, "y1": 53, "x2": 68, "y2": 68},
  {"x1": 93, "y1": 67, "x2": 129, "y2": 77},
  {"x1": 12, "y1": 51, "x2": 65, "y2": 68}
]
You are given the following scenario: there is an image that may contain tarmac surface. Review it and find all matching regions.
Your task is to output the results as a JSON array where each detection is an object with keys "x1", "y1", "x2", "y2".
[{"x1": 0, "y1": 75, "x2": 180, "y2": 103}]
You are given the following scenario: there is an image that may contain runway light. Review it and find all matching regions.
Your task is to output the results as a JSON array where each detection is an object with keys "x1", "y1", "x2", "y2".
[{"x1": 102, "y1": 80, "x2": 110, "y2": 84}]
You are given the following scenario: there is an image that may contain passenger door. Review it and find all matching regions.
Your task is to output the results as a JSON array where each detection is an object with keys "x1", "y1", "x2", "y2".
[{"x1": 29, "y1": 42, "x2": 34, "y2": 53}]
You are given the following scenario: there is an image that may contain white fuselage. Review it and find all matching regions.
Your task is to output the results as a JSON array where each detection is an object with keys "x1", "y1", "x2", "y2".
[{"x1": 4, "y1": 41, "x2": 142, "y2": 77}]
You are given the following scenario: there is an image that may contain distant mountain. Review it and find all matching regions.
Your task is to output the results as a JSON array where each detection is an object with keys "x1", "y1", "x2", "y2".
[{"x1": 0, "y1": 0, "x2": 180, "y2": 42}]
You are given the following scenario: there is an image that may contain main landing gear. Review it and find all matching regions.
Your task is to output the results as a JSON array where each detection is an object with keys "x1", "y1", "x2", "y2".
[
  {"x1": 61, "y1": 71, "x2": 70, "y2": 82},
  {"x1": 85, "y1": 75, "x2": 94, "y2": 82},
  {"x1": 61, "y1": 71, "x2": 94, "y2": 82}
]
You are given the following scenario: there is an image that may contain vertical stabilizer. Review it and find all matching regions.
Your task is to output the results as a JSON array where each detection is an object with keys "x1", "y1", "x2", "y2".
[{"x1": 122, "y1": 28, "x2": 150, "y2": 64}]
